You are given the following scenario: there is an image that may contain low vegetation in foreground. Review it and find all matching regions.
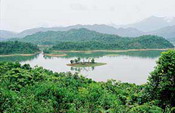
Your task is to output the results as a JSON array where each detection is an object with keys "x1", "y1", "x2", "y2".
[
  {"x1": 67, "y1": 57, "x2": 106, "y2": 67},
  {"x1": 0, "y1": 50, "x2": 175, "y2": 112},
  {"x1": 0, "y1": 41, "x2": 40, "y2": 55}
]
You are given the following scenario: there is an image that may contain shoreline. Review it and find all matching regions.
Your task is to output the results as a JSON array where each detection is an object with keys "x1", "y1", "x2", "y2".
[
  {"x1": 44, "y1": 54, "x2": 67, "y2": 57},
  {"x1": 1, "y1": 48, "x2": 174, "y2": 57},
  {"x1": 53, "y1": 48, "x2": 174, "y2": 53}
]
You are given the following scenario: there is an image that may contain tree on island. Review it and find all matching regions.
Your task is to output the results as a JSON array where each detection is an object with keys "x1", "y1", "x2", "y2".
[
  {"x1": 74, "y1": 59, "x2": 78, "y2": 64},
  {"x1": 70, "y1": 57, "x2": 95, "y2": 64},
  {"x1": 77, "y1": 57, "x2": 81, "y2": 62},
  {"x1": 70, "y1": 60, "x2": 74, "y2": 64},
  {"x1": 91, "y1": 58, "x2": 95, "y2": 63}
]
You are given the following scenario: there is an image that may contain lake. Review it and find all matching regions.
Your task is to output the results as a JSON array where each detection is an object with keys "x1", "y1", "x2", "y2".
[{"x1": 0, "y1": 50, "x2": 165, "y2": 84}]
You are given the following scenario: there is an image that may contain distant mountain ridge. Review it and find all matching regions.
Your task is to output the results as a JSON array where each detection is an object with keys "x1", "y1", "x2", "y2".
[
  {"x1": 148, "y1": 25, "x2": 175, "y2": 39},
  {"x1": 0, "y1": 30, "x2": 17, "y2": 40},
  {"x1": 0, "y1": 16, "x2": 175, "y2": 42},
  {"x1": 0, "y1": 24, "x2": 145, "y2": 39},
  {"x1": 115, "y1": 16, "x2": 175, "y2": 32}
]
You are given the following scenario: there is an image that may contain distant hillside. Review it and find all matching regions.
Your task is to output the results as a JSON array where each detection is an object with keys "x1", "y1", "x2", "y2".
[
  {"x1": 0, "y1": 30, "x2": 17, "y2": 39},
  {"x1": 115, "y1": 16, "x2": 175, "y2": 32},
  {"x1": 169, "y1": 38, "x2": 175, "y2": 45},
  {"x1": 0, "y1": 25, "x2": 145, "y2": 39},
  {"x1": 148, "y1": 25, "x2": 175, "y2": 39},
  {"x1": 114, "y1": 27, "x2": 145, "y2": 37},
  {"x1": 17, "y1": 28, "x2": 174, "y2": 50},
  {"x1": 1, "y1": 16, "x2": 175, "y2": 39},
  {"x1": 15, "y1": 24, "x2": 145, "y2": 38},
  {"x1": 0, "y1": 41, "x2": 40, "y2": 55}
]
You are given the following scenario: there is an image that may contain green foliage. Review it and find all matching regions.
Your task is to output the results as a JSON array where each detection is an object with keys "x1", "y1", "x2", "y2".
[
  {"x1": 16, "y1": 29, "x2": 173, "y2": 50},
  {"x1": 129, "y1": 103, "x2": 163, "y2": 113},
  {"x1": 70, "y1": 60, "x2": 74, "y2": 64},
  {"x1": 1, "y1": 50, "x2": 175, "y2": 112},
  {"x1": 91, "y1": 58, "x2": 95, "y2": 63},
  {"x1": 147, "y1": 50, "x2": 175, "y2": 108},
  {"x1": 0, "y1": 41, "x2": 40, "y2": 54},
  {"x1": 0, "y1": 61, "x2": 164, "y2": 112},
  {"x1": 51, "y1": 35, "x2": 174, "y2": 50}
]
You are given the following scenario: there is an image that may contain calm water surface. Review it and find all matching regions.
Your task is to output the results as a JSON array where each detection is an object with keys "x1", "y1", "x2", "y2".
[{"x1": 0, "y1": 50, "x2": 165, "y2": 84}]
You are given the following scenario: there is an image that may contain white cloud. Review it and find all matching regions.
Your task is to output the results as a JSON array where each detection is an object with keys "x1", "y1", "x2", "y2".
[
  {"x1": 0, "y1": 0, "x2": 175, "y2": 32},
  {"x1": 70, "y1": 3, "x2": 88, "y2": 11}
]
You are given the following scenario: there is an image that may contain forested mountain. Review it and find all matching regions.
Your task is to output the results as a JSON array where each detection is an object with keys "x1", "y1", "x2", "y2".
[
  {"x1": 18, "y1": 28, "x2": 122, "y2": 44},
  {"x1": 50, "y1": 36, "x2": 174, "y2": 50},
  {"x1": 0, "y1": 41, "x2": 40, "y2": 54},
  {"x1": 16, "y1": 28, "x2": 174, "y2": 50}
]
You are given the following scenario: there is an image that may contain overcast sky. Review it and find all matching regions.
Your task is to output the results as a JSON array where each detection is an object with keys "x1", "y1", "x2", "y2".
[{"x1": 0, "y1": 0, "x2": 175, "y2": 32}]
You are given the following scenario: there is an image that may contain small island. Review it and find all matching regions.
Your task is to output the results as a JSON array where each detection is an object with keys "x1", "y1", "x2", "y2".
[{"x1": 67, "y1": 57, "x2": 106, "y2": 67}]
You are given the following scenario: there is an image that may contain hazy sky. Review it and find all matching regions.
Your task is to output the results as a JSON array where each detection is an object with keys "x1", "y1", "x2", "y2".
[{"x1": 0, "y1": 0, "x2": 175, "y2": 32}]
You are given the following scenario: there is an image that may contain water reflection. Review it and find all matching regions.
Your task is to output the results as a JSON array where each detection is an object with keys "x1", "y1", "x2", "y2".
[
  {"x1": 70, "y1": 66, "x2": 95, "y2": 72},
  {"x1": 117, "y1": 50, "x2": 165, "y2": 58},
  {"x1": 0, "y1": 54, "x2": 38, "y2": 62},
  {"x1": 44, "y1": 50, "x2": 164, "y2": 59},
  {"x1": 1, "y1": 50, "x2": 165, "y2": 84}
]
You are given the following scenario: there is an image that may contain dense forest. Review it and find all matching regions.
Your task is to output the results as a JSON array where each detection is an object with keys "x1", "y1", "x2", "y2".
[
  {"x1": 0, "y1": 50, "x2": 175, "y2": 112},
  {"x1": 15, "y1": 28, "x2": 174, "y2": 50},
  {"x1": 0, "y1": 41, "x2": 40, "y2": 55},
  {"x1": 50, "y1": 37, "x2": 172, "y2": 50}
]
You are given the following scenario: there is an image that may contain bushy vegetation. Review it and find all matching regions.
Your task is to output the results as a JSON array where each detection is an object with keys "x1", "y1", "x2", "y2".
[
  {"x1": 147, "y1": 50, "x2": 175, "y2": 109},
  {"x1": 16, "y1": 28, "x2": 173, "y2": 50},
  {"x1": 0, "y1": 50, "x2": 175, "y2": 112},
  {"x1": 0, "y1": 41, "x2": 40, "y2": 55}
]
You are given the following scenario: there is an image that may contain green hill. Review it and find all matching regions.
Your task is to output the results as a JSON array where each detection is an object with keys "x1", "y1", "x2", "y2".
[
  {"x1": 0, "y1": 41, "x2": 40, "y2": 55},
  {"x1": 17, "y1": 28, "x2": 174, "y2": 50}
]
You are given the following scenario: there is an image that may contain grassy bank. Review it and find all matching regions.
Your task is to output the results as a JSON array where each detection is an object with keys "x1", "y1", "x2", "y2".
[{"x1": 0, "y1": 53, "x2": 38, "y2": 57}]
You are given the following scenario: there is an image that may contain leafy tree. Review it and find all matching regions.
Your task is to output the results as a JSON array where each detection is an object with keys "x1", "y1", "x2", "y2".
[
  {"x1": 74, "y1": 59, "x2": 78, "y2": 64},
  {"x1": 77, "y1": 57, "x2": 81, "y2": 62},
  {"x1": 70, "y1": 60, "x2": 74, "y2": 64},
  {"x1": 91, "y1": 58, "x2": 95, "y2": 63},
  {"x1": 147, "y1": 50, "x2": 175, "y2": 108}
]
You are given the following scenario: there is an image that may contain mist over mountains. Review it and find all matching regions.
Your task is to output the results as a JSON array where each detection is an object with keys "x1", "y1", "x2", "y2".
[{"x1": 0, "y1": 16, "x2": 175, "y2": 43}]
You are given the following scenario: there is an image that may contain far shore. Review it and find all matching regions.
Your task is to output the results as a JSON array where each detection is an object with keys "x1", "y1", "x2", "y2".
[
  {"x1": 44, "y1": 54, "x2": 67, "y2": 57},
  {"x1": 53, "y1": 48, "x2": 174, "y2": 53},
  {"x1": 0, "y1": 53, "x2": 39, "y2": 57},
  {"x1": 1, "y1": 48, "x2": 174, "y2": 57}
]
